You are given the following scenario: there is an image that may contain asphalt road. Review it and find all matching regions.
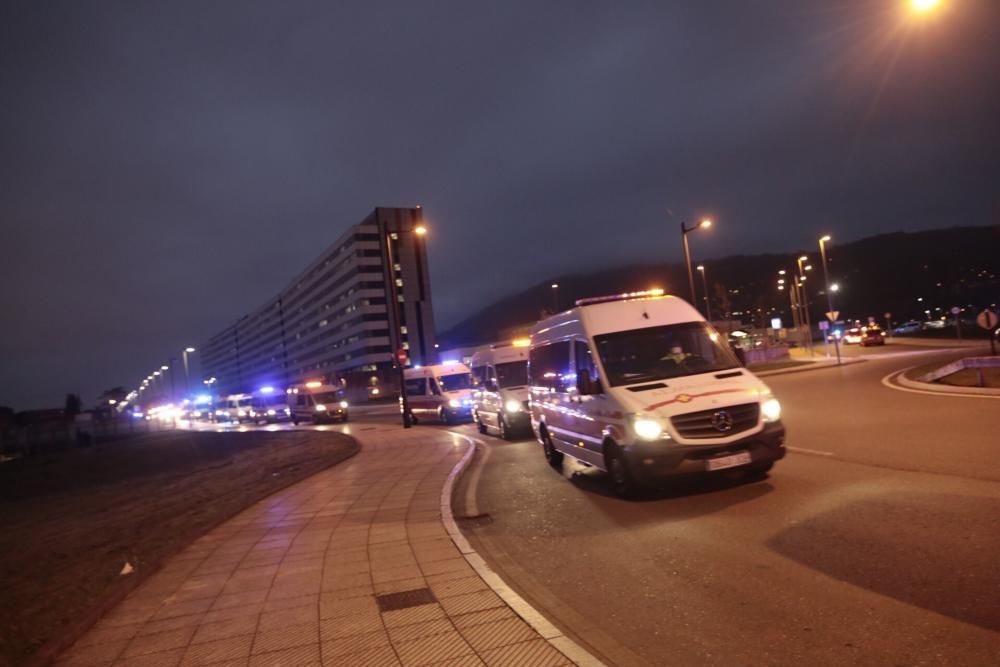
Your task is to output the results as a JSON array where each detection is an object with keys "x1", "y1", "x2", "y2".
[{"x1": 452, "y1": 345, "x2": 1000, "y2": 666}]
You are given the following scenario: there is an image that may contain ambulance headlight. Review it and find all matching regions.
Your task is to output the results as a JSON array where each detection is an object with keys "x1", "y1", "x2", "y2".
[
  {"x1": 505, "y1": 399, "x2": 522, "y2": 413},
  {"x1": 315, "y1": 404, "x2": 327, "y2": 412},
  {"x1": 633, "y1": 418, "x2": 663, "y2": 440},
  {"x1": 448, "y1": 399, "x2": 460, "y2": 408},
  {"x1": 761, "y1": 398, "x2": 782, "y2": 422},
  {"x1": 267, "y1": 409, "x2": 276, "y2": 416},
  {"x1": 237, "y1": 410, "x2": 246, "y2": 417},
  {"x1": 339, "y1": 401, "x2": 349, "y2": 409}
]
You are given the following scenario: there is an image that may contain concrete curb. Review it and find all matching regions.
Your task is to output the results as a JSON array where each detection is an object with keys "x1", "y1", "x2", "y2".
[
  {"x1": 755, "y1": 357, "x2": 865, "y2": 377},
  {"x1": 893, "y1": 369, "x2": 1000, "y2": 397},
  {"x1": 440, "y1": 434, "x2": 606, "y2": 667}
]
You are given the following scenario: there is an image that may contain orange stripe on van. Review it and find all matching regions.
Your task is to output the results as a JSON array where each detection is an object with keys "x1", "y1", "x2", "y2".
[{"x1": 643, "y1": 388, "x2": 746, "y2": 412}]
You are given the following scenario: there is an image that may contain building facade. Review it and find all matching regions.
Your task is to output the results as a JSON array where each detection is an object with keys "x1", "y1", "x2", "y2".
[{"x1": 200, "y1": 207, "x2": 437, "y2": 400}]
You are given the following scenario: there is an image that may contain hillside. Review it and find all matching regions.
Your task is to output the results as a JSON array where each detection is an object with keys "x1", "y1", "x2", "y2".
[{"x1": 438, "y1": 225, "x2": 1000, "y2": 346}]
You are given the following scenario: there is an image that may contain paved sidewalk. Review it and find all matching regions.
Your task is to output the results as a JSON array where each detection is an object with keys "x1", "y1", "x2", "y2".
[{"x1": 56, "y1": 425, "x2": 574, "y2": 667}]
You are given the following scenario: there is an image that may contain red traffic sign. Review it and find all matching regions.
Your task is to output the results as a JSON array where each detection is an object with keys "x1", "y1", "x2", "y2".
[
  {"x1": 977, "y1": 310, "x2": 999, "y2": 330},
  {"x1": 396, "y1": 349, "x2": 409, "y2": 365}
]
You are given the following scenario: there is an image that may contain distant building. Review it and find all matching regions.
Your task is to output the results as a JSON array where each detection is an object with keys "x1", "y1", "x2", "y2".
[{"x1": 200, "y1": 207, "x2": 437, "y2": 400}]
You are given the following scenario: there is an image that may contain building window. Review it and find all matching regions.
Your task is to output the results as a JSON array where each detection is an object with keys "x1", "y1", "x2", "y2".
[
  {"x1": 395, "y1": 278, "x2": 403, "y2": 287},
  {"x1": 400, "y1": 326, "x2": 408, "y2": 334}
]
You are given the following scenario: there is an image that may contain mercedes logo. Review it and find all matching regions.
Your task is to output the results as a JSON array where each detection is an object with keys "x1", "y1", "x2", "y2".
[{"x1": 711, "y1": 410, "x2": 734, "y2": 432}]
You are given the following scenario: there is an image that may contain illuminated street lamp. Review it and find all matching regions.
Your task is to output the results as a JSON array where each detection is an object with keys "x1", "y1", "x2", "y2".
[
  {"x1": 910, "y1": 0, "x2": 941, "y2": 14},
  {"x1": 696, "y1": 265, "x2": 712, "y2": 321},
  {"x1": 182, "y1": 347, "x2": 196, "y2": 396},
  {"x1": 818, "y1": 235, "x2": 841, "y2": 364},
  {"x1": 796, "y1": 256, "x2": 814, "y2": 355},
  {"x1": 551, "y1": 283, "x2": 560, "y2": 312},
  {"x1": 681, "y1": 219, "x2": 712, "y2": 306}
]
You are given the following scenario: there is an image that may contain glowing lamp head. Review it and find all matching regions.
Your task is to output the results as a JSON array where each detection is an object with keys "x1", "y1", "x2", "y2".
[
  {"x1": 696, "y1": 265, "x2": 705, "y2": 272},
  {"x1": 414, "y1": 225, "x2": 427, "y2": 235},
  {"x1": 699, "y1": 219, "x2": 712, "y2": 229},
  {"x1": 910, "y1": 0, "x2": 940, "y2": 13},
  {"x1": 185, "y1": 347, "x2": 196, "y2": 353},
  {"x1": 820, "y1": 235, "x2": 831, "y2": 243},
  {"x1": 161, "y1": 365, "x2": 168, "y2": 371}
]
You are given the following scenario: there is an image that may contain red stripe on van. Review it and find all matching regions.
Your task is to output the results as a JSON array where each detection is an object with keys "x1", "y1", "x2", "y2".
[{"x1": 643, "y1": 388, "x2": 747, "y2": 412}]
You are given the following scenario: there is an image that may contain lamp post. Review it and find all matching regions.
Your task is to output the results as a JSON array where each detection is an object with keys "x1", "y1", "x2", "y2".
[
  {"x1": 182, "y1": 347, "x2": 195, "y2": 396},
  {"x1": 384, "y1": 221, "x2": 427, "y2": 428},
  {"x1": 696, "y1": 265, "x2": 712, "y2": 322},
  {"x1": 680, "y1": 219, "x2": 712, "y2": 306},
  {"x1": 778, "y1": 270, "x2": 801, "y2": 332},
  {"x1": 551, "y1": 283, "x2": 559, "y2": 313},
  {"x1": 796, "y1": 256, "x2": 814, "y2": 355},
  {"x1": 818, "y1": 235, "x2": 842, "y2": 364}
]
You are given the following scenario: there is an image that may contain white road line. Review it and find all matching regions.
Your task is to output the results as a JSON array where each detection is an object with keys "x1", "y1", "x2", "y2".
[
  {"x1": 441, "y1": 432, "x2": 606, "y2": 667},
  {"x1": 463, "y1": 436, "x2": 489, "y2": 518},
  {"x1": 786, "y1": 446, "x2": 835, "y2": 457},
  {"x1": 880, "y1": 368, "x2": 1000, "y2": 400}
]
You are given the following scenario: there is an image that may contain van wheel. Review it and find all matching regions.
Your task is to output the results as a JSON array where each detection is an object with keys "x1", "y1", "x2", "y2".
[
  {"x1": 410, "y1": 412, "x2": 419, "y2": 425},
  {"x1": 475, "y1": 413, "x2": 487, "y2": 434},
  {"x1": 498, "y1": 415, "x2": 510, "y2": 441},
  {"x1": 542, "y1": 431, "x2": 563, "y2": 467},
  {"x1": 341, "y1": 413, "x2": 349, "y2": 423},
  {"x1": 292, "y1": 417, "x2": 299, "y2": 426},
  {"x1": 439, "y1": 408, "x2": 451, "y2": 425},
  {"x1": 605, "y1": 444, "x2": 639, "y2": 499}
]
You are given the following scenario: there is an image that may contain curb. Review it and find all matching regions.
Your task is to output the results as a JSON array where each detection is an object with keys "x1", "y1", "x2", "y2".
[
  {"x1": 755, "y1": 357, "x2": 864, "y2": 377},
  {"x1": 440, "y1": 435, "x2": 606, "y2": 667},
  {"x1": 893, "y1": 369, "x2": 1000, "y2": 397}
]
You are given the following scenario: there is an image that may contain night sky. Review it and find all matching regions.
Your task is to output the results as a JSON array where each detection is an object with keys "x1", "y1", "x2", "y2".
[{"x1": 2, "y1": 1, "x2": 998, "y2": 409}]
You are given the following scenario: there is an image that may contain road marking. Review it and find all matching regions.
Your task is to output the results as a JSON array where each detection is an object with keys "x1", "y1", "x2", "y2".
[
  {"x1": 441, "y1": 432, "x2": 606, "y2": 667},
  {"x1": 464, "y1": 436, "x2": 489, "y2": 518},
  {"x1": 880, "y1": 368, "x2": 1000, "y2": 400},
  {"x1": 786, "y1": 446, "x2": 834, "y2": 457}
]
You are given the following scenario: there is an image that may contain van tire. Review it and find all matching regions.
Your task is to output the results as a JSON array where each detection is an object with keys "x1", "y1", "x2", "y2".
[
  {"x1": 498, "y1": 415, "x2": 510, "y2": 440},
  {"x1": 476, "y1": 413, "x2": 487, "y2": 434},
  {"x1": 440, "y1": 408, "x2": 451, "y2": 425},
  {"x1": 410, "y1": 412, "x2": 419, "y2": 425},
  {"x1": 541, "y1": 430, "x2": 563, "y2": 467},
  {"x1": 605, "y1": 443, "x2": 639, "y2": 498},
  {"x1": 292, "y1": 417, "x2": 299, "y2": 426}
]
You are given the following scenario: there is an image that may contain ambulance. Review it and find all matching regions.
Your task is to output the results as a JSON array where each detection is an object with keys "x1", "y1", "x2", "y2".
[
  {"x1": 214, "y1": 393, "x2": 254, "y2": 423},
  {"x1": 287, "y1": 381, "x2": 349, "y2": 424},
  {"x1": 529, "y1": 290, "x2": 785, "y2": 497},
  {"x1": 402, "y1": 362, "x2": 475, "y2": 424},
  {"x1": 470, "y1": 340, "x2": 531, "y2": 439}
]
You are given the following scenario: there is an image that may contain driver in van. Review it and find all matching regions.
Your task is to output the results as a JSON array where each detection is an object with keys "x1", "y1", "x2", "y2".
[{"x1": 661, "y1": 345, "x2": 689, "y2": 365}]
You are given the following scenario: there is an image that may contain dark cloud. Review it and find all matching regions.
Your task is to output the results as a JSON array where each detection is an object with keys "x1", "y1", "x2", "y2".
[{"x1": 2, "y1": 0, "x2": 998, "y2": 408}]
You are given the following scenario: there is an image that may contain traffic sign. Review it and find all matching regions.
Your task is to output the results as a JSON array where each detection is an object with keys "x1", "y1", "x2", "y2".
[
  {"x1": 825, "y1": 310, "x2": 839, "y2": 322},
  {"x1": 977, "y1": 310, "x2": 999, "y2": 330},
  {"x1": 396, "y1": 348, "x2": 408, "y2": 365},
  {"x1": 950, "y1": 306, "x2": 961, "y2": 315},
  {"x1": 818, "y1": 320, "x2": 829, "y2": 331}
]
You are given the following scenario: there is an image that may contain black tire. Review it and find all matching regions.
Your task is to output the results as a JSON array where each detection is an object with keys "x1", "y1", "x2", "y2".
[
  {"x1": 541, "y1": 429, "x2": 563, "y2": 467},
  {"x1": 440, "y1": 408, "x2": 451, "y2": 425},
  {"x1": 498, "y1": 415, "x2": 510, "y2": 440},
  {"x1": 605, "y1": 443, "x2": 639, "y2": 498},
  {"x1": 341, "y1": 413, "x2": 349, "y2": 423},
  {"x1": 476, "y1": 412, "x2": 487, "y2": 434},
  {"x1": 292, "y1": 417, "x2": 299, "y2": 426}
]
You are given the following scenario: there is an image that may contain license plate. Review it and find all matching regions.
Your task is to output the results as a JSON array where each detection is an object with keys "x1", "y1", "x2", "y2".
[{"x1": 705, "y1": 451, "x2": 752, "y2": 471}]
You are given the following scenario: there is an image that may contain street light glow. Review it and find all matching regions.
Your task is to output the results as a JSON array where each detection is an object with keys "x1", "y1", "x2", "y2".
[
  {"x1": 160, "y1": 365, "x2": 168, "y2": 370},
  {"x1": 820, "y1": 235, "x2": 831, "y2": 243},
  {"x1": 799, "y1": 255, "x2": 808, "y2": 262},
  {"x1": 696, "y1": 265, "x2": 705, "y2": 271},
  {"x1": 185, "y1": 347, "x2": 195, "y2": 353},
  {"x1": 699, "y1": 219, "x2": 712, "y2": 229},
  {"x1": 910, "y1": 0, "x2": 941, "y2": 14},
  {"x1": 551, "y1": 283, "x2": 559, "y2": 289},
  {"x1": 831, "y1": 283, "x2": 840, "y2": 292},
  {"x1": 414, "y1": 225, "x2": 427, "y2": 235}
]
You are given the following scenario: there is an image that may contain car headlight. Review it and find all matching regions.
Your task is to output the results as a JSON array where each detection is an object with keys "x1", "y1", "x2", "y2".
[
  {"x1": 761, "y1": 398, "x2": 781, "y2": 422},
  {"x1": 448, "y1": 399, "x2": 460, "y2": 408},
  {"x1": 339, "y1": 400, "x2": 349, "y2": 409},
  {"x1": 267, "y1": 409, "x2": 276, "y2": 416},
  {"x1": 315, "y1": 404, "x2": 327, "y2": 411},
  {"x1": 505, "y1": 399, "x2": 522, "y2": 413},
  {"x1": 633, "y1": 418, "x2": 663, "y2": 440},
  {"x1": 237, "y1": 410, "x2": 246, "y2": 417}
]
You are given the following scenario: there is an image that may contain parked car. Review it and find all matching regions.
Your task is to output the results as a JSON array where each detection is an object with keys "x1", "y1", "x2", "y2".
[
  {"x1": 859, "y1": 326, "x2": 886, "y2": 346},
  {"x1": 893, "y1": 321, "x2": 922, "y2": 335},
  {"x1": 529, "y1": 289, "x2": 785, "y2": 497}
]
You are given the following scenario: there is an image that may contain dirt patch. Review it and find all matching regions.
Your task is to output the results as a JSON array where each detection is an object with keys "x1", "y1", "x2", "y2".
[{"x1": 0, "y1": 429, "x2": 357, "y2": 666}]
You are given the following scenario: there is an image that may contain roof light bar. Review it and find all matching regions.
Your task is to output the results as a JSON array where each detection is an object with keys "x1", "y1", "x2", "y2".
[{"x1": 575, "y1": 288, "x2": 667, "y2": 307}]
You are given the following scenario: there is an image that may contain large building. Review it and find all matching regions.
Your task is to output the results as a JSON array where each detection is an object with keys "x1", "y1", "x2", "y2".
[{"x1": 200, "y1": 207, "x2": 437, "y2": 399}]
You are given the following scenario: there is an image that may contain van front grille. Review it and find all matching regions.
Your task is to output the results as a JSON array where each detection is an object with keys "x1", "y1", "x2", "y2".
[{"x1": 670, "y1": 403, "x2": 759, "y2": 439}]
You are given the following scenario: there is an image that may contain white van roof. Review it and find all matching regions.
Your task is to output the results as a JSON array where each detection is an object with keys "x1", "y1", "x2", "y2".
[
  {"x1": 532, "y1": 293, "x2": 703, "y2": 340},
  {"x1": 404, "y1": 362, "x2": 472, "y2": 379},
  {"x1": 470, "y1": 342, "x2": 529, "y2": 367}
]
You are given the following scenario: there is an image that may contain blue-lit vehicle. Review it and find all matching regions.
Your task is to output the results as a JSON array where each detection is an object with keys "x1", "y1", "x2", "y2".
[
  {"x1": 251, "y1": 385, "x2": 291, "y2": 423},
  {"x1": 288, "y1": 382, "x2": 349, "y2": 424}
]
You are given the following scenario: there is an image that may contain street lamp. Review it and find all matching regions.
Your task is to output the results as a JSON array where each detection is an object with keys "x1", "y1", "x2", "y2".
[
  {"x1": 818, "y1": 235, "x2": 841, "y2": 363},
  {"x1": 696, "y1": 265, "x2": 712, "y2": 321},
  {"x1": 384, "y1": 221, "x2": 428, "y2": 428},
  {"x1": 680, "y1": 219, "x2": 712, "y2": 306},
  {"x1": 910, "y1": 0, "x2": 941, "y2": 14},
  {"x1": 796, "y1": 256, "x2": 814, "y2": 355},
  {"x1": 551, "y1": 283, "x2": 559, "y2": 312},
  {"x1": 182, "y1": 347, "x2": 196, "y2": 397}
]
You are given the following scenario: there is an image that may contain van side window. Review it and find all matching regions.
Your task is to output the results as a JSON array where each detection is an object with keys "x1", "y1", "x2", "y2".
[
  {"x1": 471, "y1": 365, "x2": 487, "y2": 386},
  {"x1": 429, "y1": 378, "x2": 442, "y2": 396},
  {"x1": 575, "y1": 340, "x2": 601, "y2": 394},
  {"x1": 404, "y1": 378, "x2": 426, "y2": 395},
  {"x1": 529, "y1": 341, "x2": 571, "y2": 391}
]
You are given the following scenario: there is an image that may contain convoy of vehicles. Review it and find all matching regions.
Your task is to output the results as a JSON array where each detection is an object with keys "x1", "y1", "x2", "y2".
[
  {"x1": 251, "y1": 386, "x2": 291, "y2": 423},
  {"x1": 470, "y1": 341, "x2": 531, "y2": 439},
  {"x1": 288, "y1": 382, "x2": 349, "y2": 424},
  {"x1": 528, "y1": 290, "x2": 785, "y2": 497},
  {"x1": 401, "y1": 362, "x2": 475, "y2": 424}
]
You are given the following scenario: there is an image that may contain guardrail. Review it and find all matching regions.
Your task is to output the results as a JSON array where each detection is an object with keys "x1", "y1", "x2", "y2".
[{"x1": 919, "y1": 356, "x2": 1000, "y2": 387}]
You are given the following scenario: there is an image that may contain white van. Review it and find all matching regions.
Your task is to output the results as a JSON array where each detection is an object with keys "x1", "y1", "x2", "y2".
[
  {"x1": 287, "y1": 382, "x2": 349, "y2": 424},
  {"x1": 214, "y1": 393, "x2": 254, "y2": 423},
  {"x1": 402, "y1": 362, "x2": 475, "y2": 424},
  {"x1": 529, "y1": 290, "x2": 785, "y2": 497},
  {"x1": 470, "y1": 341, "x2": 531, "y2": 439}
]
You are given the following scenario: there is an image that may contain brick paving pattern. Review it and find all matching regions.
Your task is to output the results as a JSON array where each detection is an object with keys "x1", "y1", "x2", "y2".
[{"x1": 56, "y1": 426, "x2": 573, "y2": 667}]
